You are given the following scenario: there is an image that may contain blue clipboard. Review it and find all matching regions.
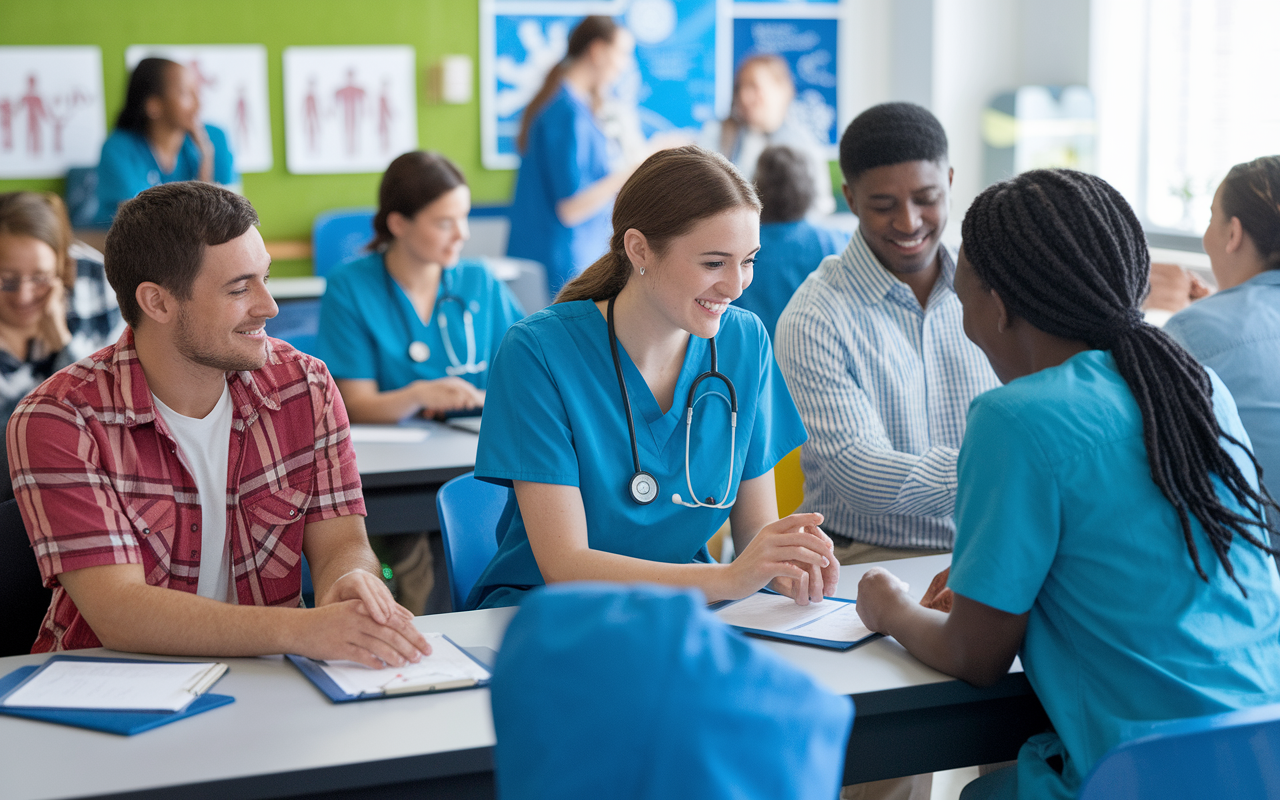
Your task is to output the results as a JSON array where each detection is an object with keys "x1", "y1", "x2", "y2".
[
  {"x1": 286, "y1": 635, "x2": 492, "y2": 703},
  {"x1": 712, "y1": 593, "x2": 882, "y2": 651},
  {"x1": 0, "y1": 656, "x2": 234, "y2": 735}
]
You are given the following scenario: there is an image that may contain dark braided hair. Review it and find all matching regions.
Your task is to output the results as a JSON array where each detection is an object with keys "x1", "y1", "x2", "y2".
[{"x1": 962, "y1": 168, "x2": 1279, "y2": 595}]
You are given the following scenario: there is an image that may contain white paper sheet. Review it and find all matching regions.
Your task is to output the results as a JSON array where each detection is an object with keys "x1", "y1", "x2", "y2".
[
  {"x1": 716, "y1": 594, "x2": 873, "y2": 644},
  {"x1": 2, "y1": 661, "x2": 223, "y2": 712},
  {"x1": 348, "y1": 425, "x2": 431, "y2": 444},
  {"x1": 319, "y1": 633, "x2": 490, "y2": 697}
]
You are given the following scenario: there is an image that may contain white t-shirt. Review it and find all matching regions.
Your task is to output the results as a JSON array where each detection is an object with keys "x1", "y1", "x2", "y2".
[{"x1": 153, "y1": 384, "x2": 234, "y2": 603}]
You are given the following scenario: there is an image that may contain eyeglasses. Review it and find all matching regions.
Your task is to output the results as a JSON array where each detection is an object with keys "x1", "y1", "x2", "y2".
[{"x1": 0, "y1": 273, "x2": 56, "y2": 293}]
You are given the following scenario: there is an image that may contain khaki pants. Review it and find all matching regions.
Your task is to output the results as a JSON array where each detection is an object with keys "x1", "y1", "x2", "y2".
[{"x1": 836, "y1": 539, "x2": 947, "y2": 800}]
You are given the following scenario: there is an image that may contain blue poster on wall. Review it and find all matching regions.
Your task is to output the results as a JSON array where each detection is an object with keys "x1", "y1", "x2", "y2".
[
  {"x1": 732, "y1": 16, "x2": 838, "y2": 146},
  {"x1": 483, "y1": 0, "x2": 717, "y2": 169}
]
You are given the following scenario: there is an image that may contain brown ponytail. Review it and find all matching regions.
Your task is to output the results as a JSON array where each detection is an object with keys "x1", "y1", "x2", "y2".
[
  {"x1": 556, "y1": 145, "x2": 761, "y2": 304},
  {"x1": 1220, "y1": 155, "x2": 1280, "y2": 270},
  {"x1": 516, "y1": 15, "x2": 620, "y2": 155}
]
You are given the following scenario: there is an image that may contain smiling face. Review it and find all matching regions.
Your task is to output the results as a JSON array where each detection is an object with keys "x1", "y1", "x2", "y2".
[
  {"x1": 0, "y1": 233, "x2": 59, "y2": 333},
  {"x1": 845, "y1": 159, "x2": 952, "y2": 277},
  {"x1": 388, "y1": 185, "x2": 471, "y2": 268},
  {"x1": 632, "y1": 207, "x2": 760, "y2": 340},
  {"x1": 171, "y1": 226, "x2": 278, "y2": 373}
]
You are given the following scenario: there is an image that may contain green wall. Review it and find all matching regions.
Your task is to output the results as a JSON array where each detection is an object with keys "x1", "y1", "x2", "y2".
[{"x1": 0, "y1": 0, "x2": 512, "y2": 251}]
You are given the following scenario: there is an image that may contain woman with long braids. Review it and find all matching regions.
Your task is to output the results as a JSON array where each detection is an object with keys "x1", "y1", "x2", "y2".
[
  {"x1": 855, "y1": 169, "x2": 1280, "y2": 800},
  {"x1": 1166, "y1": 157, "x2": 1280, "y2": 525}
]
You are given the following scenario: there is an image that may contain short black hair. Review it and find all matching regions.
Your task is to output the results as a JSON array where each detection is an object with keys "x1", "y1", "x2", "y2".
[
  {"x1": 105, "y1": 182, "x2": 259, "y2": 328},
  {"x1": 754, "y1": 145, "x2": 814, "y2": 224},
  {"x1": 839, "y1": 102, "x2": 948, "y2": 182}
]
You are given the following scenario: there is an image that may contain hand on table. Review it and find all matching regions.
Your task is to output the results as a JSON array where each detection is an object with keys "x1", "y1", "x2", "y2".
[
  {"x1": 298, "y1": 598, "x2": 431, "y2": 669},
  {"x1": 416, "y1": 377, "x2": 484, "y2": 418},
  {"x1": 855, "y1": 567, "x2": 913, "y2": 634},
  {"x1": 729, "y1": 512, "x2": 835, "y2": 605},
  {"x1": 312, "y1": 570, "x2": 432, "y2": 667},
  {"x1": 920, "y1": 567, "x2": 953, "y2": 612}
]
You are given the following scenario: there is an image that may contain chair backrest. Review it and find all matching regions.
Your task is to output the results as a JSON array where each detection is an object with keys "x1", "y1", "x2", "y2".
[
  {"x1": 435, "y1": 472, "x2": 506, "y2": 611},
  {"x1": 1077, "y1": 702, "x2": 1280, "y2": 800},
  {"x1": 311, "y1": 208, "x2": 376, "y2": 277},
  {"x1": 64, "y1": 166, "x2": 102, "y2": 228},
  {"x1": 0, "y1": 498, "x2": 52, "y2": 656},
  {"x1": 775, "y1": 446, "x2": 804, "y2": 517}
]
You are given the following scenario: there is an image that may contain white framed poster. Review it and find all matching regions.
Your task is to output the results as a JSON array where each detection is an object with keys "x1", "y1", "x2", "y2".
[
  {"x1": 0, "y1": 46, "x2": 106, "y2": 179},
  {"x1": 283, "y1": 46, "x2": 418, "y2": 175},
  {"x1": 125, "y1": 45, "x2": 273, "y2": 173}
]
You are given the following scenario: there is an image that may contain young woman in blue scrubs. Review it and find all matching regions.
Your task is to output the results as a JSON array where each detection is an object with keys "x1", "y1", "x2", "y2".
[
  {"x1": 95, "y1": 58, "x2": 238, "y2": 224},
  {"x1": 469, "y1": 146, "x2": 838, "y2": 610},
  {"x1": 506, "y1": 16, "x2": 643, "y2": 296},
  {"x1": 315, "y1": 151, "x2": 524, "y2": 423},
  {"x1": 855, "y1": 170, "x2": 1280, "y2": 800},
  {"x1": 1166, "y1": 156, "x2": 1280, "y2": 524}
]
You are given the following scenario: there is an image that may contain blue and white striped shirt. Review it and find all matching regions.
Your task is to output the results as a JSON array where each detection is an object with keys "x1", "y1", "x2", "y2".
[{"x1": 775, "y1": 229, "x2": 999, "y2": 549}]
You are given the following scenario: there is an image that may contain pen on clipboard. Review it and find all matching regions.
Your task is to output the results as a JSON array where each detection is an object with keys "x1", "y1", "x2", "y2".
[
  {"x1": 181, "y1": 663, "x2": 228, "y2": 697},
  {"x1": 379, "y1": 672, "x2": 477, "y2": 695}
]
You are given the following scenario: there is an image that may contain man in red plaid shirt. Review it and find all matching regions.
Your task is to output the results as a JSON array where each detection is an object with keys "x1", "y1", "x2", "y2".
[{"x1": 8, "y1": 182, "x2": 430, "y2": 666}]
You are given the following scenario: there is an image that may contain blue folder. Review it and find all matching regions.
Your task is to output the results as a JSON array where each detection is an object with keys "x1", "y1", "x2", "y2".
[
  {"x1": 0, "y1": 656, "x2": 234, "y2": 735},
  {"x1": 712, "y1": 593, "x2": 882, "y2": 651}
]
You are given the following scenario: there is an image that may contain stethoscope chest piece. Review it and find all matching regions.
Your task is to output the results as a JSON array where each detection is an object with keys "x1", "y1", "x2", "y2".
[
  {"x1": 629, "y1": 471, "x2": 659, "y2": 505},
  {"x1": 408, "y1": 341, "x2": 431, "y2": 363}
]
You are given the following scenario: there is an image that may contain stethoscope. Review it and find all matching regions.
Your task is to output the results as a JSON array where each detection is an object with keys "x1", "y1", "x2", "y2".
[
  {"x1": 606, "y1": 297, "x2": 738, "y2": 508},
  {"x1": 394, "y1": 269, "x2": 487, "y2": 376}
]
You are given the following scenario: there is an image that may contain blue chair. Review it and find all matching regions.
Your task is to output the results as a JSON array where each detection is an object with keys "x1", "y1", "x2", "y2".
[
  {"x1": 0, "y1": 498, "x2": 52, "y2": 656},
  {"x1": 435, "y1": 472, "x2": 506, "y2": 611},
  {"x1": 1078, "y1": 703, "x2": 1280, "y2": 799},
  {"x1": 311, "y1": 208, "x2": 375, "y2": 277},
  {"x1": 64, "y1": 166, "x2": 102, "y2": 228}
]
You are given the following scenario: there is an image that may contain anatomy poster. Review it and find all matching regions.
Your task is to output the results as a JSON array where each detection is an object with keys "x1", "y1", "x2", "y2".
[
  {"x1": 125, "y1": 45, "x2": 273, "y2": 173},
  {"x1": 0, "y1": 47, "x2": 106, "y2": 179},
  {"x1": 733, "y1": 16, "x2": 839, "y2": 146},
  {"x1": 283, "y1": 46, "x2": 418, "y2": 175},
  {"x1": 481, "y1": 0, "x2": 716, "y2": 170}
]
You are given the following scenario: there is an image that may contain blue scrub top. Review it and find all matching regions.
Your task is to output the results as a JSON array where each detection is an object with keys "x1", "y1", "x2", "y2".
[
  {"x1": 491, "y1": 583, "x2": 853, "y2": 800},
  {"x1": 949, "y1": 349, "x2": 1280, "y2": 800},
  {"x1": 94, "y1": 124, "x2": 237, "y2": 224},
  {"x1": 1165, "y1": 270, "x2": 1280, "y2": 512},
  {"x1": 468, "y1": 301, "x2": 807, "y2": 609},
  {"x1": 734, "y1": 220, "x2": 850, "y2": 339},
  {"x1": 506, "y1": 85, "x2": 614, "y2": 296},
  {"x1": 314, "y1": 253, "x2": 525, "y2": 392}
]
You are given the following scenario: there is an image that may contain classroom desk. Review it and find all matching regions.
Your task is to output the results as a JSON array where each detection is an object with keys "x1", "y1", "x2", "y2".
[
  {"x1": 0, "y1": 556, "x2": 1045, "y2": 800},
  {"x1": 351, "y1": 421, "x2": 479, "y2": 536}
]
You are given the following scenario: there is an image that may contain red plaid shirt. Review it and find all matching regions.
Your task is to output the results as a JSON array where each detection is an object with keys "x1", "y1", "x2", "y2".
[{"x1": 8, "y1": 330, "x2": 366, "y2": 653}]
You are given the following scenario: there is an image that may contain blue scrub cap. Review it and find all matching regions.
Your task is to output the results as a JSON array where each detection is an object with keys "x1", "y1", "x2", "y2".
[{"x1": 491, "y1": 583, "x2": 855, "y2": 800}]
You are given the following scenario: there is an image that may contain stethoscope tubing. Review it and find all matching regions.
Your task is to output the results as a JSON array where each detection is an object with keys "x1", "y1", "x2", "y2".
[{"x1": 389, "y1": 265, "x2": 487, "y2": 375}]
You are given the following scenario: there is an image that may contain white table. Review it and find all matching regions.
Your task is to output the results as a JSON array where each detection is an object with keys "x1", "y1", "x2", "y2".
[
  {"x1": 350, "y1": 420, "x2": 479, "y2": 536},
  {"x1": 0, "y1": 556, "x2": 1044, "y2": 799}
]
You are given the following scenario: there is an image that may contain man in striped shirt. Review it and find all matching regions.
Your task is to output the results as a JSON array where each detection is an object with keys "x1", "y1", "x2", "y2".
[
  {"x1": 777, "y1": 103, "x2": 999, "y2": 568},
  {"x1": 8, "y1": 182, "x2": 430, "y2": 667}
]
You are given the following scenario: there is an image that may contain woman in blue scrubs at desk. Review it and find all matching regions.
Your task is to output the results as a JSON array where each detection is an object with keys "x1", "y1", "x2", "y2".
[
  {"x1": 469, "y1": 146, "x2": 838, "y2": 610},
  {"x1": 95, "y1": 58, "x2": 238, "y2": 225},
  {"x1": 506, "y1": 16, "x2": 643, "y2": 296},
  {"x1": 854, "y1": 170, "x2": 1280, "y2": 800},
  {"x1": 315, "y1": 151, "x2": 524, "y2": 423}
]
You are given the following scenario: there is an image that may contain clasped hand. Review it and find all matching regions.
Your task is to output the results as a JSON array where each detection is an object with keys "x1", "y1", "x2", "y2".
[
  {"x1": 731, "y1": 512, "x2": 838, "y2": 605},
  {"x1": 309, "y1": 570, "x2": 433, "y2": 669}
]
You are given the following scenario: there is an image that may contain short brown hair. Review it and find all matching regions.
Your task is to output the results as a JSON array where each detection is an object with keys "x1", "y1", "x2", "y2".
[
  {"x1": 0, "y1": 192, "x2": 76, "y2": 290},
  {"x1": 370, "y1": 151, "x2": 467, "y2": 252},
  {"x1": 1221, "y1": 155, "x2": 1280, "y2": 270},
  {"x1": 557, "y1": 146, "x2": 761, "y2": 303},
  {"x1": 755, "y1": 145, "x2": 814, "y2": 224},
  {"x1": 105, "y1": 182, "x2": 259, "y2": 327}
]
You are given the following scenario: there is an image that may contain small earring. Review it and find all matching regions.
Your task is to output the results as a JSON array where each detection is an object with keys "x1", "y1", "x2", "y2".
[{"x1": 639, "y1": 268, "x2": 645, "y2": 276}]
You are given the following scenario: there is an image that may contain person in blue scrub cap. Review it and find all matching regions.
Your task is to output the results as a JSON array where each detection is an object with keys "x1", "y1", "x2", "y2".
[
  {"x1": 95, "y1": 58, "x2": 238, "y2": 225},
  {"x1": 506, "y1": 16, "x2": 654, "y2": 296},
  {"x1": 316, "y1": 150, "x2": 525, "y2": 424},
  {"x1": 855, "y1": 169, "x2": 1280, "y2": 800},
  {"x1": 469, "y1": 145, "x2": 838, "y2": 610},
  {"x1": 491, "y1": 582, "x2": 855, "y2": 800}
]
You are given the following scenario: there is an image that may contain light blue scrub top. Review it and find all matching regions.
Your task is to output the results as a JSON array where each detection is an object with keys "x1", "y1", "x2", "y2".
[
  {"x1": 491, "y1": 583, "x2": 853, "y2": 800},
  {"x1": 949, "y1": 349, "x2": 1280, "y2": 800},
  {"x1": 1165, "y1": 270, "x2": 1280, "y2": 514},
  {"x1": 314, "y1": 253, "x2": 525, "y2": 392},
  {"x1": 468, "y1": 302, "x2": 807, "y2": 609},
  {"x1": 734, "y1": 220, "x2": 850, "y2": 339},
  {"x1": 94, "y1": 124, "x2": 237, "y2": 225},
  {"x1": 507, "y1": 86, "x2": 614, "y2": 296}
]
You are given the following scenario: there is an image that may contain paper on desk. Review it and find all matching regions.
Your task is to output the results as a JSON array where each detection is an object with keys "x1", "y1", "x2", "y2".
[
  {"x1": 716, "y1": 593, "x2": 874, "y2": 643},
  {"x1": 320, "y1": 633, "x2": 491, "y2": 697},
  {"x1": 1, "y1": 660, "x2": 224, "y2": 712},
  {"x1": 348, "y1": 425, "x2": 432, "y2": 444}
]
